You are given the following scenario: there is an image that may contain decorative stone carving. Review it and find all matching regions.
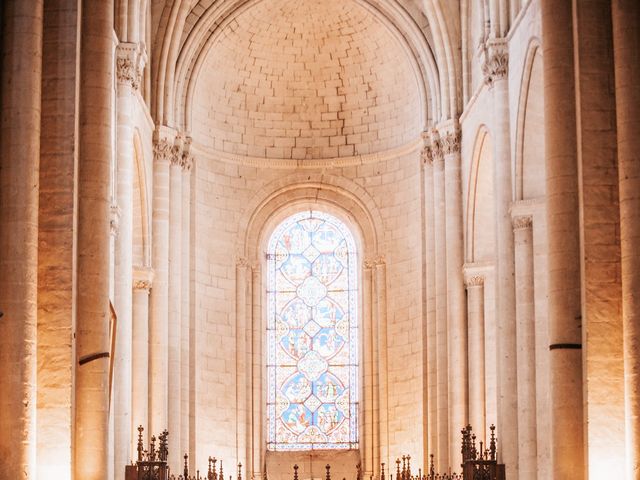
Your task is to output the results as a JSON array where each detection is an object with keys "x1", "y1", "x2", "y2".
[
  {"x1": 116, "y1": 43, "x2": 143, "y2": 90},
  {"x1": 440, "y1": 130, "x2": 461, "y2": 156},
  {"x1": 482, "y1": 40, "x2": 509, "y2": 87},
  {"x1": 155, "y1": 134, "x2": 195, "y2": 170},
  {"x1": 181, "y1": 152, "x2": 194, "y2": 171},
  {"x1": 512, "y1": 215, "x2": 533, "y2": 230},
  {"x1": 181, "y1": 136, "x2": 194, "y2": 171},
  {"x1": 153, "y1": 138, "x2": 172, "y2": 162},
  {"x1": 133, "y1": 279, "x2": 152, "y2": 292},
  {"x1": 374, "y1": 255, "x2": 386, "y2": 266},
  {"x1": 421, "y1": 145, "x2": 433, "y2": 165},
  {"x1": 430, "y1": 136, "x2": 443, "y2": 164},
  {"x1": 363, "y1": 258, "x2": 376, "y2": 269},
  {"x1": 133, "y1": 266, "x2": 154, "y2": 292},
  {"x1": 110, "y1": 204, "x2": 121, "y2": 237},
  {"x1": 465, "y1": 275, "x2": 485, "y2": 288},
  {"x1": 153, "y1": 138, "x2": 182, "y2": 167},
  {"x1": 236, "y1": 257, "x2": 250, "y2": 268}
]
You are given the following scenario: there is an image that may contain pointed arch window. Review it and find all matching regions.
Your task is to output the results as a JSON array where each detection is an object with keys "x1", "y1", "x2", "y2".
[{"x1": 266, "y1": 210, "x2": 359, "y2": 451}]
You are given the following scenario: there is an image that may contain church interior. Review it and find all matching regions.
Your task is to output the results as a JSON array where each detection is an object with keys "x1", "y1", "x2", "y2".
[{"x1": 0, "y1": 0, "x2": 638, "y2": 479}]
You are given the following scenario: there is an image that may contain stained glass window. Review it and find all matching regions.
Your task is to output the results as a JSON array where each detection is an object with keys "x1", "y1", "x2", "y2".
[{"x1": 266, "y1": 210, "x2": 358, "y2": 451}]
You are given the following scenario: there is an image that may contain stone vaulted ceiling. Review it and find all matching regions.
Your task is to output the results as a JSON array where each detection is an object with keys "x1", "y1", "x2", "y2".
[{"x1": 188, "y1": 0, "x2": 425, "y2": 162}]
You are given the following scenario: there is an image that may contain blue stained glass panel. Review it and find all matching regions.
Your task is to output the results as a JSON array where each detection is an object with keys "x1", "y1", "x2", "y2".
[{"x1": 266, "y1": 211, "x2": 358, "y2": 451}]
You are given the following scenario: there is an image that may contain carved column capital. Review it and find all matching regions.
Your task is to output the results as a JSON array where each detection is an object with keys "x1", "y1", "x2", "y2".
[
  {"x1": 440, "y1": 129, "x2": 461, "y2": 156},
  {"x1": 512, "y1": 215, "x2": 533, "y2": 231},
  {"x1": 110, "y1": 204, "x2": 121, "y2": 237},
  {"x1": 133, "y1": 266, "x2": 154, "y2": 292},
  {"x1": 180, "y1": 136, "x2": 194, "y2": 171},
  {"x1": 421, "y1": 145, "x2": 433, "y2": 165},
  {"x1": 116, "y1": 42, "x2": 143, "y2": 91},
  {"x1": 181, "y1": 152, "x2": 194, "y2": 171},
  {"x1": 465, "y1": 275, "x2": 485, "y2": 288},
  {"x1": 482, "y1": 39, "x2": 509, "y2": 87},
  {"x1": 365, "y1": 255, "x2": 386, "y2": 268},
  {"x1": 153, "y1": 138, "x2": 175, "y2": 163},
  {"x1": 429, "y1": 133, "x2": 444, "y2": 166},
  {"x1": 133, "y1": 279, "x2": 152, "y2": 292},
  {"x1": 155, "y1": 133, "x2": 194, "y2": 170}
]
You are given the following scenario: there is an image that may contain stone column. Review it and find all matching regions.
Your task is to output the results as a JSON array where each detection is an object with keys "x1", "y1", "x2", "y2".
[
  {"x1": 375, "y1": 259, "x2": 390, "y2": 467},
  {"x1": 539, "y1": 1, "x2": 584, "y2": 477},
  {"x1": 251, "y1": 265, "x2": 263, "y2": 479},
  {"x1": 441, "y1": 125, "x2": 468, "y2": 466},
  {"x1": 431, "y1": 136, "x2": 449, "y2": 471},
  {"x1": 362, "y1": 260, "x2": 375, "y2": 476},
  {"x1": 236, "y1": 258, "x2": 249, "y2": 469},
  {"x1": 168, "y1": 142, "x2": 183, "y2": 472},
  {"x1": 181, "y1": 149, "x2": 193, "y2": 467},
  {"x1": 512, "y1": 215, "x2": 537, "y2": 480},
  {"x1": 36, "y1": 1, "x2": 79, "y2": 477},
  {"x1": 422, "y1": 146, "x2": 438, "y2": 460},
  {"x1": 612, "y1": 2, "x2": 640, "y2": 477},
  {"x1": 149, "y1": 135, "x2": 174, "y2": 437},
  {"x1": 574, "y1": 1, "x2": 624, "y2": 475},
  {"x1": 483, "y1": 39, "x2": 518, "y2": 478},
  {"x1": 465, "y1": 275, "x2": 486, "y2": 441},
  {"x1": 74, "y1": 1, "x2": 114, "y2": 478},
  {"x1": 132, "y1": 267, "x2": 153, "y2": 452},
  {"x1": 113, "y1": 42, "x2": 142, "y2": 475},
  {"x1": 0, "y1": 1, "x2": 43, "y2": 477},
  {"x1": 369, "y1": 258, "x2": 381, "y2": 474}
]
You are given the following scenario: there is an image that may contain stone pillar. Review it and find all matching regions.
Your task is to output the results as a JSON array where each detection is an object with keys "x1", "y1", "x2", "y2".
[
  {"x1": 113, "y1": 42, "x2": 143, "y2": 475},
  {"x1": 369, "y1": 258, "x2": 381, "y2": 475},
  {"x1": 375, "y1": 259, "x2": 389, "y2": 467},
  {"x1": 181, "y1": 149, "x2": 193, "y2": 467},
  {"x1": 574, "y1": 1, "x2": 624, "y2": 475},
  {"x1": 431, "y1": 136, "x2": 449, "y2": 471},
  {"x1": 0, "y1": 1, "x2": 43, "y2": 477},
  {"x1": 465, "y1": 275, "x2": 486, "y2": 442},
  {"x1": 149, "y1": 135, "x2": 174, "y2": 437},
  {"x1": 539, "y1": 1, "x2": 584, "y2": 477},
  {"x1": 74, "y1": 1, "x2": 114, "y2": 478},
  {"x1": 36, "y1": 1, "x2": 79, "y2": 477},
  {"x1": 611, "y1": 2, "x2": 640, "y2": 477},
  {"x1": 441, "y1": 125, "x2": 468, "y2": 465},
  {"x1": 251, "y1": 265, "x2": 263, "y2": 479},
  {"x1": 422, "y1": 146, "x2": 438, "y2": 460},
  {"x1": 236, "y1": 258, "x2": 249, "y2": 469},
  {"x1": 362, "y1": 260, "x2": 375, "y2": 476},
  {"x1": 483, "y1": 39, "x2": 518, "y2": 478},
  {"x1": 168, "y1": 142, "x2": 183, "y2": 472},
  {"x1": 132, "y1": 267, "x2": 153, "y2": 452},
  {"x1": 512, "y1": 215, "x2": 537, "y2": 480}
]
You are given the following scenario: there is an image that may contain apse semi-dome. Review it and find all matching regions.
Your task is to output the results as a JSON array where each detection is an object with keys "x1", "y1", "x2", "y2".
[{"x1": 191, "y1": 0, "x2": 424, "y2": 162}]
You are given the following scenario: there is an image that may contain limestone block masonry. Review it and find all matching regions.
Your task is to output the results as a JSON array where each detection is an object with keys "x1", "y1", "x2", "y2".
[{"x1": 0, "y1": 1, "x2": 638, "y2": 479}]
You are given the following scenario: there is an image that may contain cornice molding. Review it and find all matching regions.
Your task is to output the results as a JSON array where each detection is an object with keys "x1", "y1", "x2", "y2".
[{"x1": 190, "y1": 136, "x2": 422, "y2": 170}]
